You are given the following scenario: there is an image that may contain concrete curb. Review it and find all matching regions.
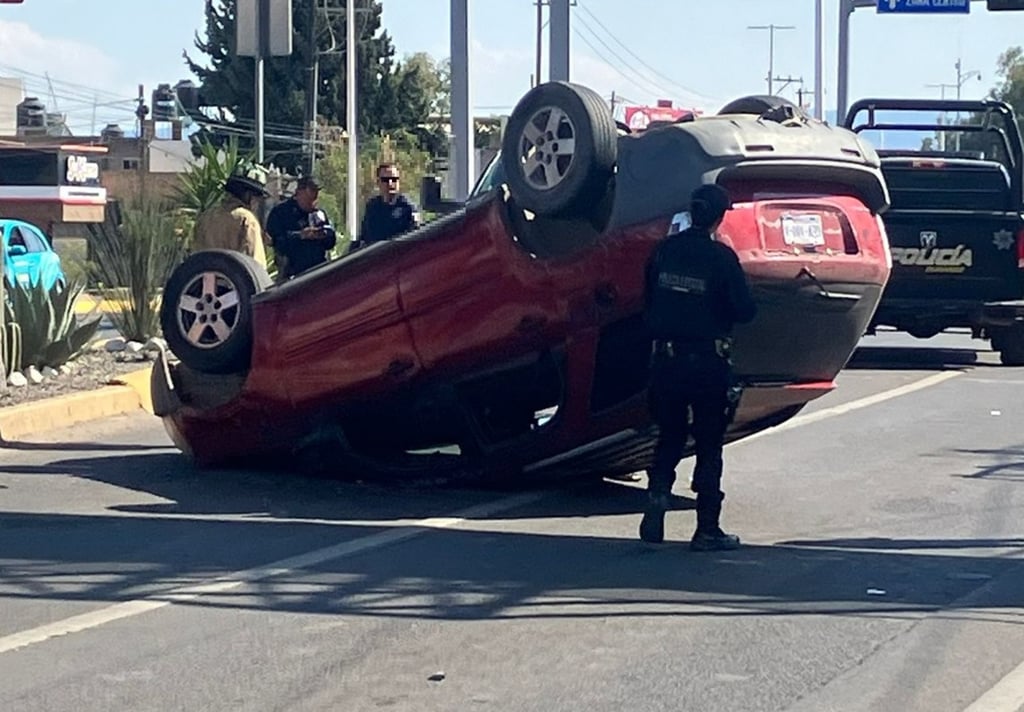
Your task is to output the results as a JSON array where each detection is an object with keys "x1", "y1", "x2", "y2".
[{"x1": 0, "y1": 366, "x2": 153, "y2": 443}]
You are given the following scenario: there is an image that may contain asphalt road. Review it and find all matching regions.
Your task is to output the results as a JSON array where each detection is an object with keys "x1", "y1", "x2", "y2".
[{"x1": 1, "y1": 330, "x2": 1023, "y2": 712}]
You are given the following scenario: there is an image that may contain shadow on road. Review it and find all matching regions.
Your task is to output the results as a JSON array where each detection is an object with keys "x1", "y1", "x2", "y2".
[
  {"x1": 950, "y1": 446, "x2": 1024, "y2": 481},
  {"x1": 845, "y1": 345, "x2": 982, "y2": 371},
  {"x1": 1, "y1": 508, "x2": 1022, "y2": 625},
  {"x1": 0, "y1": 441, "x2": 167, "y2": 453},
  {"x1": 776, "y1": 536, "x2": 1024, "y2": 550},
  {"x1": 0, "y1": 451, "x2": 693, "y2": 521}
]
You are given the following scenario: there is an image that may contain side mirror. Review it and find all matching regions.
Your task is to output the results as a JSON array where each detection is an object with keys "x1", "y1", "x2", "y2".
[{"x1": 8, "y1": 245, "x2": 27, "y2": 257}]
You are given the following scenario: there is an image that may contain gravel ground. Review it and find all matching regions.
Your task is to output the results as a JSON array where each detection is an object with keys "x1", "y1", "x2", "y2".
[{"x1": 0, "y1": 349, "x2": 153, "y2": 409}]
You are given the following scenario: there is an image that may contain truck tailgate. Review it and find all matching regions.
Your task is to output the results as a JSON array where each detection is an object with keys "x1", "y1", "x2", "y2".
[{"x1": 883, "y1": 210, "x2": 1024, "y2": 302}]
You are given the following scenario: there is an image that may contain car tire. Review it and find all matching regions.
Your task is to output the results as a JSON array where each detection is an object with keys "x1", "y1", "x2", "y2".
[
  {"x1": 159, "y1": 249, "x2": 272, "y2": 375},
  {"x1": 718, "y1": 95, "x2": 803, "y2": 119},
  {"x1": 999, "y1": 333, "x2": 1024, "y2": 366},
  {"x1": 501, "y1": 81, "x2": 617, "y2": 218}
]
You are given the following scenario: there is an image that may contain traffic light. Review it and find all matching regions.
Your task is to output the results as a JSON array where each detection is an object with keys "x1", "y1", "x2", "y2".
[{"x1": 989, "y1": 0, "x2": 1024, "y2": 10}]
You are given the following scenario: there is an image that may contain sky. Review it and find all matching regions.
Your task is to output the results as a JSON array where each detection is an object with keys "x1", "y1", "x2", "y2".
[{"x1": 0, "y1": 0, "x2": 1022, "y2": 136}]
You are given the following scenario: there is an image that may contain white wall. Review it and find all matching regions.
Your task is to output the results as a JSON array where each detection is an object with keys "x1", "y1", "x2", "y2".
[
  {"x1": 147, "y1": 139, "x2": 196, "y2": 174},
  {"x1": 0, "y1": 78, "x2": 25, "y2": 136}
]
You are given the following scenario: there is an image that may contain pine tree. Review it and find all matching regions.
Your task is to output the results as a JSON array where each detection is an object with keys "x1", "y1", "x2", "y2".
[{"x1": 184, "y1": 0, "x2": 426, "y2": 169}]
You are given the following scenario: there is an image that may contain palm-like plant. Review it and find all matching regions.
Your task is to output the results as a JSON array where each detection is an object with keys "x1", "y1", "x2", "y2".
[{"x1": 174, "y1": 136, "x2": 246, "y2": 217}]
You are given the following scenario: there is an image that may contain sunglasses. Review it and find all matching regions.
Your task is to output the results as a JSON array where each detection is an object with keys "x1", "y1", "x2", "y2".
[{"x1": 379, "y1": 175, "x2": 400, "y2": 183}]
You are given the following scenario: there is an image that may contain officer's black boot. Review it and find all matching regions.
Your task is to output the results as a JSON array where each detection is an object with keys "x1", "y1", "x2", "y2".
[
  {"x1": 691, "y1": 491, "x2": 740, "y2": 551},
  {"x1": 639, "y1": 492, "x2": 669, "y2": 544}
]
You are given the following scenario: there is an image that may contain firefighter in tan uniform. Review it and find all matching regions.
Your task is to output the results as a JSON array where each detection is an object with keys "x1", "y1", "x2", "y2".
[{"x1": 192, "y1": 170, "x2": 270, "y2": 268}]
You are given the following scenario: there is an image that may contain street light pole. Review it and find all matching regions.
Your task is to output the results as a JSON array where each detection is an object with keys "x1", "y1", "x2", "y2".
[
  {"x1": 814, "y1": 0, "x2": 825, "y2": 120},
  {"x1": 451, "y1": 0, "x2": 473, "y2": 200},
  {"x1": 345, "y1": 0, "x2": 357, "y2": 240},
  {"x1": 747, "y1": 24, "x2": 796, "y2": 95},
  {"x1": 955, "y1": 58, "x2": 982, "y2": 100},
  {"x1": 535, "y1": 0, "x2": 544, "y2": 87}
]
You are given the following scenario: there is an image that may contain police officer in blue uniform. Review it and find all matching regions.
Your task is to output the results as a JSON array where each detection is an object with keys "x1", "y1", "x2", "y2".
[{"x1": 639, "y1": 183, "x2": 757, "y2": 551}]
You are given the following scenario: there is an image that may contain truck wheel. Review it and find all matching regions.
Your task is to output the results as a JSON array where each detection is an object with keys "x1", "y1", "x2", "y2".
[
  {"x1": 159, "y1": 250, "x2": 272, "y2": 374},
  {"x1": 999, "y1": 335, "x2": 1024, "y2": 366},
  {"x1": 501, "y1": 81, "x2": 617, "y2": 219}
]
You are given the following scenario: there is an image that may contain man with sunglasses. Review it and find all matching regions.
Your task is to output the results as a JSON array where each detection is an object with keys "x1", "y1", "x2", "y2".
[{"x1": 355, "y1": 163, "x2": 419, "y2": 249}]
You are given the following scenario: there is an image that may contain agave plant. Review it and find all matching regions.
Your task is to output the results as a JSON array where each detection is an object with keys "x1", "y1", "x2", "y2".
[
  {"x1": 85, "y1": 197, "x2": 189, "y2": 342},
  {"x1": 3, "y1": 280, "x2": 102, "y2": 370}
]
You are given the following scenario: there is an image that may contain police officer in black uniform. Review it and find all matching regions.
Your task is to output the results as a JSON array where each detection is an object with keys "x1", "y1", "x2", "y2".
[
  {"x1": 354, "y1": 162, "x2": 419, "y2": 249},
  {"x1": 639, "y1": 183, "x2": 757, "y2": 551},
  {"x1": 265, "y1": 176, "x2": 338, "y2": 280}
]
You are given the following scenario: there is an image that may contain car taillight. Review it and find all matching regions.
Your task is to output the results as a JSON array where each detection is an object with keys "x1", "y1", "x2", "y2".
[{"x1": 1018, "y1": 229, "x2": 1024, "y2": 269}]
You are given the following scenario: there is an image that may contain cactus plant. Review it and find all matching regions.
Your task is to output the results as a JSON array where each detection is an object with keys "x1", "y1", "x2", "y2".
[{"x1": 3, "y1": 280, "x2": 101, "y2": 370}]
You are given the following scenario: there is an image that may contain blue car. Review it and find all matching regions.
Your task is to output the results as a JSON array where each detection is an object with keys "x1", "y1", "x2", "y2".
[{"x1": 0, "y1": 219, "x2": 66, "y2": 293}]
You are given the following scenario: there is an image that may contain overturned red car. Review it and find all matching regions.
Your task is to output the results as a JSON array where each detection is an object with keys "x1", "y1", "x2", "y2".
[{"x1": 151, "y1": 83, "x2": 891, "y2": 480}]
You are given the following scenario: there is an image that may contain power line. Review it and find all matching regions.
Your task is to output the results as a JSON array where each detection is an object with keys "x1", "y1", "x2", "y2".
[
  {"x1": 0, "y1": 63, "x2": 131, "y2": 103},
  {"x1": 574, "y1": 2, "x2": 717, "y2": 104},
  {"x1": 571, "y1": 17, "x2": 677, "y2": 101}
]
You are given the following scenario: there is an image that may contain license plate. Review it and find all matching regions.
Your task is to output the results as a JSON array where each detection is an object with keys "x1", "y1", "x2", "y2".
[{"x1": 782, "y1": 214, "x2": 824, "y2": 247}]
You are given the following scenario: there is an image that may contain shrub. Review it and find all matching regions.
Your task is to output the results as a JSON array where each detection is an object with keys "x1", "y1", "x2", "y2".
[
  {"x1": 85, "y1": 198, "x2": 189, "y2": 342},
  {"x1": 174, "y1": 135, "x2": 246, "y2": 220}
]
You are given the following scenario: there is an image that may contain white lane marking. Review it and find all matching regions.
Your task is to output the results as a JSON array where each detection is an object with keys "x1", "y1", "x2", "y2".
[
  {"x1": 0, "y1": 371, "x2": 966, "y2": 655},
  {"x1": 733, "y1": 371, "x2": 963, "y2": 445},
  {"x1": 962, "y1": 658, "x2": 1024, "y2": 712},
  {"x1": 0, "y1": 492, "x2": 544, "y2": 656}
]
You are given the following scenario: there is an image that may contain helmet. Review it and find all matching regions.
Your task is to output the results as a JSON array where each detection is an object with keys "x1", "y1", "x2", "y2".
[{"x1": 224, "y1": 161, "x2": 269, "y2": 200}]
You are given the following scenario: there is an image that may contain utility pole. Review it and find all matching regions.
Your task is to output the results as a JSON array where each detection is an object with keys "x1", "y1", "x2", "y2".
[
  {"x1": 135, "y1": 84, "x2": 149, "y2": 199},
  {"x1": 747, "y1": 24, "x2": 796, "y2": 95},
  {"x1": 925, "y1": 82, "x2": 956, "y2": 152},
  {"x1": 535, "y1": 0, "x2": 544, "y2": 88},
  {"x1": 813, "y1": 0, "x2": 824, "y2": 120},
  {"x1": 346, "y1": 0, "x2": 357, "y2": 240},
  {"x1": 772, "y1": 74, "x2": 805, "y2": 97},
  {"x1": 954, "y1": 58, "x2": 982, "y2": 101},
  {"x1": 549, "y1": 0, "x2": 570, "y2": 81},
  {"x1": 770, "y1": 75, "x2": 802, "y2": 106},
  {"x1": 305, "y1": 0, "x2": 319, "y2": 175},
  {"x1": 451, "y1": 0, "x2": 474, "y2": 199}
]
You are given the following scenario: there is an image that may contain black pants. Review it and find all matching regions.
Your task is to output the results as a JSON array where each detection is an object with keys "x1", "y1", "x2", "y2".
[{"x1": 647, "y1": 347, "x2": 731, "y2": 530}]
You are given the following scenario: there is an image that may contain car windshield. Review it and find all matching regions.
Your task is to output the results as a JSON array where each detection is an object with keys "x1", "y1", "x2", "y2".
[{"x1": 470, "y1": 154, "x2": 506, "y2": 197}]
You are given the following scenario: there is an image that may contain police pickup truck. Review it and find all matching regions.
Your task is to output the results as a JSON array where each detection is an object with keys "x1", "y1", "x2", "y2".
[{"x1": 844, "y1": 99, "x2": 1024, "y2": 364}]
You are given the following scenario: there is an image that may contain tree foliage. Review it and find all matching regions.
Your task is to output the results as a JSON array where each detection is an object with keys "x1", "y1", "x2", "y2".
[
  {"x1": 990, "y1": 46, "x2": 1024, "y2": 129},
  {"x1": 184, "y1": 0, "x2": 441, "y2": 169},
  {"x1": 929, "y1": 48, "x2": 1024, "y2": 159},
  {"x1": 312, "y1": 129, "x2": 431, "y2": 241}
]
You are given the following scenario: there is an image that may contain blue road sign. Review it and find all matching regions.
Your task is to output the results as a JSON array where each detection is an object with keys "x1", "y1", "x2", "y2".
[{"x1": 877, "y1": 0, "x2": 970, "y2": 12}]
